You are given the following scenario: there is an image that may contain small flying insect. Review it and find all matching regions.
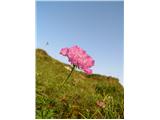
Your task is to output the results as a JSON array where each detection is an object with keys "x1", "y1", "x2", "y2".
[{"x1": 46, "y1": 42, "x2": 49, "y2": 46}]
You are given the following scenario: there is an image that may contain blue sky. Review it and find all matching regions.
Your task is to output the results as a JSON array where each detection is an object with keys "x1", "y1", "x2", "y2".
[{"x1": 36, "y1": 1, "x2": 124, "y2": 84}]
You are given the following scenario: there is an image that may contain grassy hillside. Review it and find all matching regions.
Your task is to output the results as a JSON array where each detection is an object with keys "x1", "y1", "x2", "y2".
[{"x1": 36, "y1": 48, "x2": 124, "y2": 119}]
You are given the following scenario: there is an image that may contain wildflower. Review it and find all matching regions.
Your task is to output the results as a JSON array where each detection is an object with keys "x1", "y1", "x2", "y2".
[
  {"x1": 96, "y1": 100, "x2": 106, "y2": 108},
  {"x1": 60, "y1": 45, "x2": 95, "y2": 85},
  {"x1": 60, "y1": 45, "x2": 95, "y2": 74}
]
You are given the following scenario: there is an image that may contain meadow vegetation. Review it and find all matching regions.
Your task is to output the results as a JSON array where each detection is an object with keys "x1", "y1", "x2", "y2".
[{"x1": 36, "y1": 48, "x2": 124, "y2": 119}]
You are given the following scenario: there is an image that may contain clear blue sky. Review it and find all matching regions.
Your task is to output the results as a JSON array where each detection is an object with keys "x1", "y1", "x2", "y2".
[{"x1": 36, "y1": 1, "x2": 124, "y2": 84}]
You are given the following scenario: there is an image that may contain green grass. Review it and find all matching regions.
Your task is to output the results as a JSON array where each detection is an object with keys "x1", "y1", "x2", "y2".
[{"x1": 36, "y1": 48, "x2": 124, "y2": 119}]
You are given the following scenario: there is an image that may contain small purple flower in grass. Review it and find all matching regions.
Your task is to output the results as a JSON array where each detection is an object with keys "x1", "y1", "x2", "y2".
[
  {"x1": 60, "y1": 45, "x2": 95, "y2": 85},
  {"x1": 96, "y1": 100, "x2": 106, "y2": 109}
]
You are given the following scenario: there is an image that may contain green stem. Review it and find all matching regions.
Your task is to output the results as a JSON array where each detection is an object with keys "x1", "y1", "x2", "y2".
[
  {"x1": 61, "y1": 65, "x2": 75, "y2": 86},
  {"x1": 90, "y1": 109, "x2": 98, "y2": 119},
  {"x1": 79, "y1": 112, "x2": 87, "y2": 119}
]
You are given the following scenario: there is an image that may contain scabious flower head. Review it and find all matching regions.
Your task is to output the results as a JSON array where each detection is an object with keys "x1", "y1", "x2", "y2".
[{"x1": 60, "y1": 45, "x2": 95, "y2": 74}]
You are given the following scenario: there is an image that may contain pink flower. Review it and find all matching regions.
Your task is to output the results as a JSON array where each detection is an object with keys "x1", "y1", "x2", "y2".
[{"x1": 60, "y1": 45, "x2": 95, "y2": 75}]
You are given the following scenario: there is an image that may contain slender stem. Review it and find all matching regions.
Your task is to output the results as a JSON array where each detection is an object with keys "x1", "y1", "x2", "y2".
[
  {"x1": 61, "y1": 65, "x2": 75, "y2": 86},
  {"x1": 79, "y1": 112, "x2": 87, "y2": 119},
  {"x1": 90, "y1": 109, "x2": 98, "y2": 119}
]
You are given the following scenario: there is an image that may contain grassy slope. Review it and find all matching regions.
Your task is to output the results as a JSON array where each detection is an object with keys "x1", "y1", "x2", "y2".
[{"x1": 36, "y1": 48, "x2": 124, "y2": 119}]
